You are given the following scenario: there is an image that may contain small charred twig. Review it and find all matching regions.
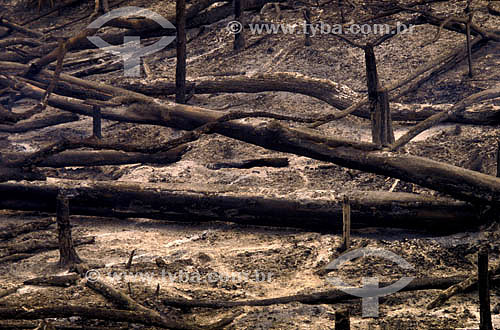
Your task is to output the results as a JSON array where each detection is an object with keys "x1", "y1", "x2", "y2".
[{"x1": 126, "y1": 249, "x2": 136, "y2": 269}]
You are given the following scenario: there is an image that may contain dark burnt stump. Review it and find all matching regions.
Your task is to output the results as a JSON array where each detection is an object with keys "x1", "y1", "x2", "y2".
[
  {"x1": 176, "y1": 0, "x2": 187, "y2": 104},
  {"x1": 56, "y1": 192, "x2": 82, "y2": 267},
  {"x1": 478, "y1": 247, "x2": 493, "y2": 330}
]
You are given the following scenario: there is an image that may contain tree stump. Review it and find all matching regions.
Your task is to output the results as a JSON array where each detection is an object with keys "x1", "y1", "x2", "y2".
[
  {"x1": 176, "y1": 0, "x2": 187, "y2": 104},
  {"x1": 56, "y1": 192, "x2": 82, "y2": 267},
  {"x1": 478, "y1": 247, "x2": 493, "y2": 330},
  {"x1": 234, "y1": 0, "x2": 246, "y2": 50}
]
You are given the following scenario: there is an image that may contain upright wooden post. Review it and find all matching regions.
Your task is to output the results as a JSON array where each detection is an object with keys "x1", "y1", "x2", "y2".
[
  {"x1": 478, "y1": 247, "x2": 493, "y2": 330},
  {"x1": 340, "y1": 196, "x2": 351, "y2": 252},
  {"x1": 176, "y1": 0, "x2": 187, "y2": 104},
  {"x1": 338, "y1": 0, "x2": 345, "y2": 23},
  {"x1": 496, "y1": 140, "x2": 499, "y2": 178},
  {"x1": 92, "y1": 105, "x2": 102, "y2": 139},
  {"x1": 303, "y1": 8, "x2": 312, "y2": 46},
  {"x1": 335, "y1": 309, "x2": 350, "y2": 330},
  {"x1": 234, "y1": 0, "x2": 246, "y2": 50},
  {"x1": 377, "y1": 88, "x2": 394, "y2": 146},
  {"x1": 364, "y1": 44, "x2": 381, "y2": 146},
  {"x1": 465, "y1": 0, "x2": 474, "y2": 78},
  {"x1": 57, "y1": 192, "x2": 82, "y2": 267},
  {"x1": 126, "y1": 249, "x2": 136, "y2": 269},
  {"x1": 365, "y1": 45, "x2": 393, "y2": 146}
]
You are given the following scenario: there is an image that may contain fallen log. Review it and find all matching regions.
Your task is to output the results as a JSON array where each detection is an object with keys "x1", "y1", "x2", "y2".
[
  {"x1": 2, "y1": 146, "x2": 188, "y2": 168},
  {"x1": 0, "y1": 167, "x2": 45, "y2": 183},
  {"x1": 0, "y1": 306, "x2": 238, "y2": 330},
  {"x1": 0, "y1": 62, "x2": 500, "y2": 125},
  {"x1": 2, "y1": 62, "x2": 499, "y2": 126},
  {"x1": 0, "y1": 180, "x2": 482, "y2": 232},
  {"x1": 0, "y1": 253, "x2": 34, "y2": 264},
  {"x1": 115, "y1": 72, "x2": 355, "y2": 111},
  {"x1": 114, "y1": 72, "x2": 500, "y2": 125},
  {"x1": 162, "y1": 276, "x2": 468, "y2": 308},
  {"x1": 24, "y1": 274, "x2": 79, "y2": 287},
  {"x1": 86, "y1": 280, "x2": 163, "y2": 317},
  {"x1": 0, "y1": 37, "x2": 43, "y2": 49},
  {"x1": 426, "y1": 262, "x2": 500, "y2": 310},
  {"x1": 0, "y1": 322, "x2": 122, "y2": 329},
  {"x1": 207, "y1": 157, "x2": 289, "y2": 170},
  {"x1": 0, "y1": 18, "x2": 43, "y2": 39},
  {"x1": 0, "y1": 112, "x2": 79, "y2": 133},
  {"x1": 391, "y1": 85, "x2": 500, "y2": 150},
  {"x1": 3, "y1": 67, "x2": 500, "y2": 205},
  {"x1": 0, "y1": 218, "x2": 55, "y2": 241},
  {"x1": 0, "y1": 236, "x2": 95, "y2": 258},
  {"x1": 0, "y1": 104, "x2": 38, "y2": 123}
]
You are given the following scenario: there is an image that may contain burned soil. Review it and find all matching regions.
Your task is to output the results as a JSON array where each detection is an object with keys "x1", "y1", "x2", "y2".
[{"x1": 0, "y1": 0, "x2": 499, "y2": 328}]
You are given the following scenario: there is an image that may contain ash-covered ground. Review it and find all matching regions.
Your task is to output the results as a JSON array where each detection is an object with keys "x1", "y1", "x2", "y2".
[{"x1": 0, "y1": 0, "x2": 499, "y2": 328}]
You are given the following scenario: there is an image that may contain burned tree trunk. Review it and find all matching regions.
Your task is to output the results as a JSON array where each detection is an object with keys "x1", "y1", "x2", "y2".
[
  {"x1": 233, "y1": 0, "x2": 246, "y2": 50},
  {"x1": 176, "y1": 0, "x2": 187, "y2": 104},
  {"x1": 4, "y1": 70, "x2": 500, "y2": 205},
  {"x1": 478, "y1": 247, "x2": 493, "y2": 330},
  {"x1": 364, "y1": 44, "x2": 394, "y2": 146},
  {"x1": 56, "y1": 193, "x2": 82, "y2": 267},
  {"x1": 0, "y1": 180, "x2": 483, "y2": 232}
]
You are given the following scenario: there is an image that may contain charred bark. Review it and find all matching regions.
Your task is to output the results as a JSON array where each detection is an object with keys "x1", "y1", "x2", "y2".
[
  {"x1": 0, "y1": 180, "x2": 483, "y2": 232},
  {"x1": 0, "y1": 306, "x2": 238, "y2": 329},
  {"x1": 2, "y1": 67, "x2": 500, "y2": 205}
]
